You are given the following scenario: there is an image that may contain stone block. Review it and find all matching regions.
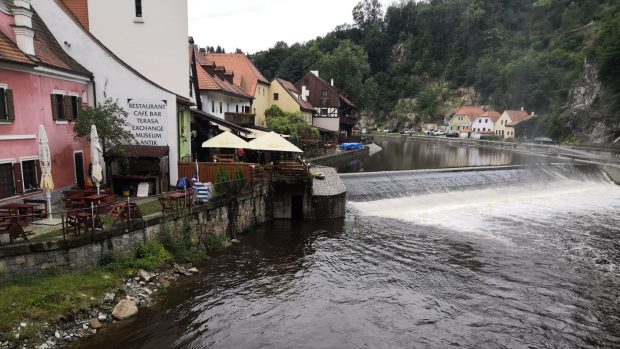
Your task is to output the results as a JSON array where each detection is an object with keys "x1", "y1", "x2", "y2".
[
  {"x1": 0, "y1": 260, "x2": 7, "y2": 273},
  {"x1": 14, "y1": 255, "x2": 25, "y2": 265}
]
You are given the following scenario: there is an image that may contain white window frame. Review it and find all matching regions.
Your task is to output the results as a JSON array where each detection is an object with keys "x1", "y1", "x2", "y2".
[
  {"x1": 19, "y1": 156, "x2": 39, "y2": 193},
  {"x1": 52, "y1": 90, "x2": 68, "y2": 124},
  {"x1": 0, "y1": 83, "x2": 8, "y2": 123}
]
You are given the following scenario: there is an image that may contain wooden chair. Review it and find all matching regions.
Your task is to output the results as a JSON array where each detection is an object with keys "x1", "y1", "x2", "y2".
[
  {"x1": 23, "y1": 199, "x2": 48, "y2": 218},
  {"x1": 64, "y1": 211, "x2": 81, "y2": 236},
  {"x1": 0, "y1": 222, "x2": 33, "y2": 244},
  {"x1": 158, "y1": 197, "x2": 175, "y2": 214}
]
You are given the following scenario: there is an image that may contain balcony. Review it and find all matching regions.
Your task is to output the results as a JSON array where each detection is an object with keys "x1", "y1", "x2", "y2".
[{"x1": 224, "y1": 112, "x2": 255, "y2": 126}]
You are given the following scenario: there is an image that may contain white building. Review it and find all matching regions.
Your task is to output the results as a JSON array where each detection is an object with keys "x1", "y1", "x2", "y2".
[
  {"x1": 471, "y1": 111, "x2": 501, "y2": 133},
  {"x1": 33, "y1": 0, "x2": 189, "y2": 190}
]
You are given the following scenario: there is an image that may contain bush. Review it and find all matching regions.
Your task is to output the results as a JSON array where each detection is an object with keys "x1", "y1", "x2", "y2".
[{"x1": 99, "y1": 241, "x2": 172, "y2": 271}]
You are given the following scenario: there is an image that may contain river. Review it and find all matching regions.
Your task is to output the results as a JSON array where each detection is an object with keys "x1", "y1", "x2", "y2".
[{"x1": 74, "y1": 138, "x2": 620, "y2": 348}]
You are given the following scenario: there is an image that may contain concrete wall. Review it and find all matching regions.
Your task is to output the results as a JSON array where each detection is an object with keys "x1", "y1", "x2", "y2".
[
  {"x1": 87, "y1": 0, "x2": 189, "y2": 99},
  {"x1": 304, "y1": 192, "x2": 346, "y2": 220},
  {"x1": 311, "y1": 147, "x2": 370, "y2": 167},
  {"x1": 33, "y1": 0, "x2": 179, "y2": 183},
  {"x1": 0, "y1": 191, "x2": 270, "y2": 277}
]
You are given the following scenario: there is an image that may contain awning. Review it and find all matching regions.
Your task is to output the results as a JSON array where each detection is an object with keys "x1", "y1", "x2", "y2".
[
  {"x1": 249, "y1": 131, "x2": 303, "y2": 153},
  {"x1": 191, "y1": 108, "x2": 252, "y2": 136},
  {"x1": 202, "y1": 130, "x2": 250, "y2": 149},
  {"x1": 106, "y1": 145, "x2": 169, "y2": 158}
]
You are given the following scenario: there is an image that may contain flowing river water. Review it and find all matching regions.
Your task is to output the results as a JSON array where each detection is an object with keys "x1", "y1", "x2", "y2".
[{"x1": 74, "y1": 139, "x2": 620, "y2": 348}]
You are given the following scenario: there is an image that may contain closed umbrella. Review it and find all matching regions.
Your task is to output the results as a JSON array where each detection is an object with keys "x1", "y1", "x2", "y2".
[
  {"x1": 38, "y1": 125, "x2": 54, "y2": 221},
  {"x1": 90, "y1": 125, "x2": 104, "y2": 194}
]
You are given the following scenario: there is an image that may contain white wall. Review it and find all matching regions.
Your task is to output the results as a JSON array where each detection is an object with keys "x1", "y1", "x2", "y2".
[
  {"x1": 33, "y1": 0, "x2": 179, "y2": 183},
  {"x1": 471, "y1": 117, "x2": 495, "y2": 132},
  {"x1": 87, "y1": 0, "x2": 189, "y2": 99},
  {"x1": 199, "y1": 91, "x2": 251, "y2": 119}
]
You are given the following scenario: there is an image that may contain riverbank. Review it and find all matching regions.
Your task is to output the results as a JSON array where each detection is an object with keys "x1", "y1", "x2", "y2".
[{"x1": 0, "y1": 231, "x2": 235, "y2": 348}]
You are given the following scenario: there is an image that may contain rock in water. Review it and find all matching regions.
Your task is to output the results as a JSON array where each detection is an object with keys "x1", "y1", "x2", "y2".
[
  {"x1": 188, "y1": 267, "x2": 199, "y2": 274},
  {"x1": 138, "y1": 269, "x2": 155, "y2": 282},
  {"x1": 89, "y1": 319, "x2": 104, "y2": 330},
  {"x1": 160, "y1": 278, "x2": 171, "y2": 288},
  {"x1": 111, "y1": 300, "x2": 138, "y2": 320}
]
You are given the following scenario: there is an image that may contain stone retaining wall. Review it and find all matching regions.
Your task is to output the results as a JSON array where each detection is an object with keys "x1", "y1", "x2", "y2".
[
  {"x1": 0, "y1": 190, "x2": 270, "y2": 278},
  {"x1": 310, "y1": 147, "x2": 370, "y2": 167}
]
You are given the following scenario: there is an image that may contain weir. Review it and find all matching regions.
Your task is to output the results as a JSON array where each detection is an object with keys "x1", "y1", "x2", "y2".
[{"x1": 340, "y1": 164, "x2": 614, "y2": 202}]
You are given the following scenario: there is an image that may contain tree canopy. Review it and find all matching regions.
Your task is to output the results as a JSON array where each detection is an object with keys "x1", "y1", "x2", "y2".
[{"x1": 73, "y1": 97, "x2": 134, "y2": 155}]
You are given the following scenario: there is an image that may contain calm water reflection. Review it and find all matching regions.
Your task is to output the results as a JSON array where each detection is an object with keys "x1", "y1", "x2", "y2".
[{"x1": 338, "y1": 137, "x2": 536, "y2": 173}]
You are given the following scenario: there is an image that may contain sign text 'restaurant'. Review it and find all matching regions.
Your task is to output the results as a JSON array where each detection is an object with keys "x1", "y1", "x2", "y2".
[{"x1": 126, "y1": 99, "x2": 168, "y2": 146}]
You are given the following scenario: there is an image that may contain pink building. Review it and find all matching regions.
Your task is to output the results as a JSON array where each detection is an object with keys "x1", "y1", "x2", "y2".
[{"x1": 0, "y1": 0, "x2": 93, "y2": 202}]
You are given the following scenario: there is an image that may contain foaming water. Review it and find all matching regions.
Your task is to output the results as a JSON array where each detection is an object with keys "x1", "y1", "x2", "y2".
[{"x1": 351, "y1": 180, "x2": 620, "y2": 240}]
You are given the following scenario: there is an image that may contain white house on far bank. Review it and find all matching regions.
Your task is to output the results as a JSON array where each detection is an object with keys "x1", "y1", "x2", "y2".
[{"x1": 472, "y1": 110, "x2": 501, "y2": 133}]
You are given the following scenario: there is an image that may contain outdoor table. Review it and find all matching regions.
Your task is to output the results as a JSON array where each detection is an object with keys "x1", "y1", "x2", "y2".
[
  {"x1": 0, "y1": 203, "x2": 35, "y2": 226},
  {"x1": 108, "y1": 202, "x2": 143, "y2": 224},
  {"x1": 166, "y1": 192, "x2": 189, "y2": 210},
  {"x1": 67, "y1": 211, "x2": 103, "y2": 234},
  {"x1": 84, "y1": 194, "x2": 110, "y2": 214}
]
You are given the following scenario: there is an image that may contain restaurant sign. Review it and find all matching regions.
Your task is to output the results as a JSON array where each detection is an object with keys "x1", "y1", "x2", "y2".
[{"x1": 127, "y1": 99, "x2": 168, "y2": 146}]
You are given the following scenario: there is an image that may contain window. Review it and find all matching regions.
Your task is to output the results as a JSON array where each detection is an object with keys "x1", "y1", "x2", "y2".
[
  {"x1": 211, "y1": 100, "x2": 215, "y2": 113},
  {"x1": 21, "y1": 160, "x2": 38, "y2": 193},
  {"x1": 0, "y1": 87, "x2": 15, "y2": 122},
  {"x1": 273, "y1": 93, "x2": 279, "y2": 101},
  {"x1": 51, "y1": 94, "x2": 79, "y2": 122},
  {"x1": 235, "y1": 105, "x2": 239, "y2": 113},
  {"x1": 485, "y1": 119, "x2": 488, "y2": 123},
  {"x1": 478, "y1": 119, "x2": 482, "y2": 123},
  {"x1": 320, "y1": 108, "x2": 328, "y2": 116},
  {"x1": 320, "y1": 90, "x2": 328, "y2": 107},
  {"x1": 0, "y1": 163, "x2": 15, "y2": 199},
  {"x1": 135, "y1": 0, "x2": 142, "y2": 17},
  {"x1": 219, "y1": 102, "x2": 222, "y2": 114}
]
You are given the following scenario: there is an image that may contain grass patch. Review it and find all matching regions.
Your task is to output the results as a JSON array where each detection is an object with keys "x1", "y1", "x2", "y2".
[
  {"x1": 30, "y1": 229, "x2": 63, "y2": 242},
  {"x1": 138, "y1": 200, "x2": 163, "y2": 217},
  {"x1": 0, "y1": 268, "x2": 123, "y2": 341}
]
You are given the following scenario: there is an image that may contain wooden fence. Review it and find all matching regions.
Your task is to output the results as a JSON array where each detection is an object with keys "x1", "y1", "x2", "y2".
[{"x1": 178, "y1": 162, "x2": 256, "y2": 184}]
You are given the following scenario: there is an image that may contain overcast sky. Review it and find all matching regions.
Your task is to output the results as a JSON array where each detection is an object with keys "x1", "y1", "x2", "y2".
[{"x1": 188, "y1": 0, "x2": 394, "y2": 54}]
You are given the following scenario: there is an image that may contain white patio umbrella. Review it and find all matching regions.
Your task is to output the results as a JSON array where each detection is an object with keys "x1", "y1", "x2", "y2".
[
  {"x1": 248, "y1": 131, "x2": 303, "y2": 153},
  {"x1": 201, "y1": 130, "x2": 250, "y2": 149},
  {"x1": 38, "y1": 125, "x2": 54, "y2": 221},
  {"x1": 90, "y1": 125, "x2": 104, "y2": 194}
]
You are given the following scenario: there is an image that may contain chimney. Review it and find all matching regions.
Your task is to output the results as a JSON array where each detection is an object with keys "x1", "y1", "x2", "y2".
[
  {"x1": 521, "y1": 106, "x2": 524, "y2": 111},
  {"x1": 11, "y1": 0, "x2": 34, "y2": 56},
  {"x1": 331, "y1": 79, "x2": 334, "y2": 86},
  {"x1": 311, "y1": 70, "x2": 319, "y2": 77},
  {"x1": 531, "y1": 111, "x2": 535, "y2": 116}
]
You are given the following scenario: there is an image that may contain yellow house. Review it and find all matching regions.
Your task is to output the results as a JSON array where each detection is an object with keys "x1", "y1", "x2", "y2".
[
  {"x1": 269, "y1": 78, "x2": 314, "y2": 124},
  {"x1": 495, "y1": 110, "x2": 530, "y2": 139},
  {"x1": 205, "y1": 53, "x2": 271, "y2": 127},
  {"x1": 448, "y1": 106, "x2": 486, "y2": 131}
]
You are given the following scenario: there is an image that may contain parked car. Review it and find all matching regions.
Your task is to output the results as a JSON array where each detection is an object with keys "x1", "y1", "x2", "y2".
[
  {"x1": 446, "y1": 131, "x2": 459, "y2": 138},
  {"x1": 432, "y1": 130, "x2": 446, "y2": 136},
  {"x1": 401, "y1": 129, "x2": 413, "y2": 135},
  {"x1": 424, "y1": 130, "x2": 436, "y2": 136}
]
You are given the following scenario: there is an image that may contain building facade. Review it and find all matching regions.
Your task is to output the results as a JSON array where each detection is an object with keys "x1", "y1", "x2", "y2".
[
  {"x1": 0, "y1": 0, "x2": 93, "y2": 201},
  {"x1": 269, "y1": 78, "x2": 313, "y2": 125},
  {"x1": 496, "y1": 109, "x2": 530, "y2": 139},
  {"x1": 471, "y1": 111, "x2": 500, "y2": 133},
  {"x1": 448, "y1": 106, "x2": 486, "y2": 131},
  {"x1": 205, "y1": 53, "x2": 270, "y2": 127},
  {"x1": 33, "y1": 0, "x2": 188, "y2": 191},
  {"x1": 294, "y1": 71, "x2": 358, "y2": 136}
]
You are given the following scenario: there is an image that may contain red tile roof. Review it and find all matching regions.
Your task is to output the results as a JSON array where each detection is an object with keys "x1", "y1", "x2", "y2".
[
  {"x1": 504, "y1": 110, "x2": 530, "y2": 124},
  {"x1": 0, "y1": 31, "x2": 33, "y2": 65},
  {"x1": 275, "y1": 78, "x2": 314, "y2": 112},
  {"x1": 205, "y1": 53, "x2": 269, "y2": 96},
  {"x1": 195, "y1": 62, "x2": 251, "y2": 99},
  {"x1": 480, "y1": 110, "x2": 501, "y2": 123},
  {"x1": 31, "y1": 10, "x2": 90, "y2": 76},
  {"x1": 59, "y1": 0, "x2": 89, "y2": 30}
]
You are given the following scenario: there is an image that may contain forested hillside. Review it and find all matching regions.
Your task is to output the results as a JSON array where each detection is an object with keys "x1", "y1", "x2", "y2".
[{"x1": 251, "y1": 0, "x2": 620, "y2": 142}]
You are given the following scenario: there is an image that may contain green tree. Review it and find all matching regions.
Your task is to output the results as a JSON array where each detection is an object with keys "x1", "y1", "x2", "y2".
[
  {"x1": 317, "y1": 40, "x2": 371, "y2": 105},
  {"x1": 73, "y1": 97, "x2": 134, "y2": 156},
  {"x1": 265, "y1": 105, "x2": 318, "y2": 143},
  {"x1": 352, "y1": 0, "x2": 384, "y2": 30}
]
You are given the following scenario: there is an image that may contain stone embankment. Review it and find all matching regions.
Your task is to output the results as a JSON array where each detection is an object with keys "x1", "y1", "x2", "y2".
[
  {"x1": 1, "y1": 263, "x2": 201, "y2": 349},
  {"x1": 309, "y1": 147, "x2": 370, "y2": 167},
  {"x1": 306, "y1": 166, "x2": 347, "y2": 219}
]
